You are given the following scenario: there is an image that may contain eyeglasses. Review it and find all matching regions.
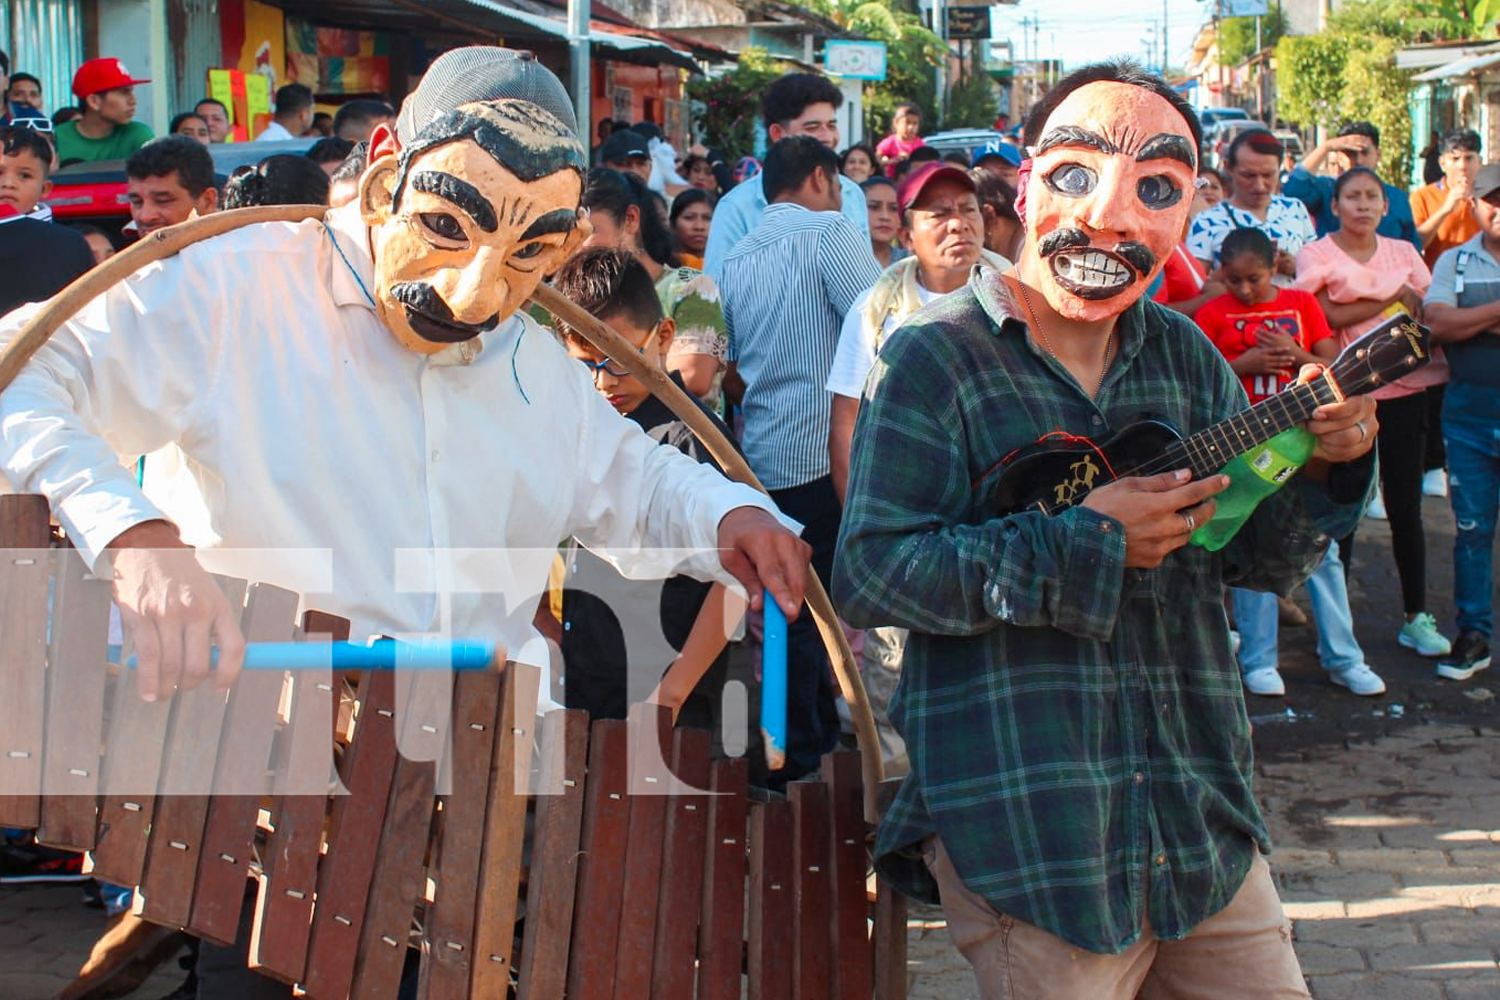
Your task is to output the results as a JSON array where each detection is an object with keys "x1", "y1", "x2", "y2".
[
  {"x1": 575, "y1": 321, "x2": 662, "y2": 379},
  {"x1": 10, "y1": 116, "x2": 53, "y2": 134}
]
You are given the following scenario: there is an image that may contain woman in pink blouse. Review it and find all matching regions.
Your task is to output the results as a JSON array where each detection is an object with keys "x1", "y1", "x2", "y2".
[{"x1": 1296, "y1": 167, "x2": 1452, "y2": 659}]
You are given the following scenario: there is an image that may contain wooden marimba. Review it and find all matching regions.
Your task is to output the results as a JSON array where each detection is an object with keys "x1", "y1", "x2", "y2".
[{"x1": 0, "y1": 492, "x2": 909, "y2": 1000}]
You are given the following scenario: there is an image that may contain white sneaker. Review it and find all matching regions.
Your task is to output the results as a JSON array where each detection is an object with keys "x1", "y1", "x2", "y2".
[
  {"x1": 1242, "y1": 667, "x2": 1286, "y2": 696},
  {"x1": 1366, "y1": 490, "x2": 1388, "y2": 520},
  {"x1": 1423, "y1": 468, "x2": 1448, "y2": 497},
  {"x1": 1329, "y1": 663, "x2": 1387, "y2": 696}
]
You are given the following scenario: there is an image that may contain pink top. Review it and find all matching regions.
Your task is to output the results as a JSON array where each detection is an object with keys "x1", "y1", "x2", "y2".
[
  {"x1": 876, "y1": 134, "x2": 926, "y2": 176},
  {"x1": 1295, "y1": 235, "x2": 1447, "y2": 399}
]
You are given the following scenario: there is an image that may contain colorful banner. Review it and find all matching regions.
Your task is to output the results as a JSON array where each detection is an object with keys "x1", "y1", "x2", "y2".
[
  {"x1": 285, "y1": 16, "x2": 392, "y2": 95},
  {"x1": 208, "y1": 68, "x2": 272, "y2": 143}
]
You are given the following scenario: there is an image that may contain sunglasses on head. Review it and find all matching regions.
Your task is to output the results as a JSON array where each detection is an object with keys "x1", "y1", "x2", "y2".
[{"x1": 11, "y1": 117, "x2": 53, "y2": 134}]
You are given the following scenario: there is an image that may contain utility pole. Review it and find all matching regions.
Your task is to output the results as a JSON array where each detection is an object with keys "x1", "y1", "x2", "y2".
[
  {"x1": 934, "y1": 0, "x2": 948, "y2": 127},
  {"x1": 568, "y1": 0, "x2": 590, "y2": 140},
  {"x1": 1161, "y1": 0, "x2": 1168, "y2": 76}
]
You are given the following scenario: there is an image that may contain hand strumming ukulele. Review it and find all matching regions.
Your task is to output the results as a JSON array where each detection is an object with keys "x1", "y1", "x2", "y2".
[{"x1": 991, "y1": 314, "x2": 1431, "y2": 527}]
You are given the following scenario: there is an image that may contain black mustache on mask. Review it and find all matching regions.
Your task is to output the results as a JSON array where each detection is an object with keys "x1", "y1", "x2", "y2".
[
  {"x1": 389, "y1": 281, "x2": 499, "y2": 340},
  {"x1": 1038, "y1": 228, "x2": 1157, "y2": 277}
]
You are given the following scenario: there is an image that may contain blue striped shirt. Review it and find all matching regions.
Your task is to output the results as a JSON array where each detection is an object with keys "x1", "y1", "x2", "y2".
[{"x1": 720, "y1": 202, "x2": 882, "y2": 490}]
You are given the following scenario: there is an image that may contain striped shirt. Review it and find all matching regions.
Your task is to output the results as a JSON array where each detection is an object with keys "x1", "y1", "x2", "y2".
[{"x1": 720, "y1": 202, "x2": 882, "y2": 490}]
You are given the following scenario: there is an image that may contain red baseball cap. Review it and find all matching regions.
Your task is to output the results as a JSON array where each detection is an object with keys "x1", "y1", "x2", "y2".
[
  {"x1": 896, "y1": 162, "x2": 977, "y2": 215},
  {"x1": 72, "y1": 57, "x2": 151, "y2": 99}
]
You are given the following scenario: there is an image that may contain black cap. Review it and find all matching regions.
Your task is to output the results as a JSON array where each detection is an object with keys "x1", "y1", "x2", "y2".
[
  {"x1": 1475, "y1": 163, "x2": 1500, "y2": 201},
  {"x1": 600, "y1": 129, "x2": 650, "y2": 164},
  {"x1": 632, "y1": 121, "x2": 665, "y2": 142}
]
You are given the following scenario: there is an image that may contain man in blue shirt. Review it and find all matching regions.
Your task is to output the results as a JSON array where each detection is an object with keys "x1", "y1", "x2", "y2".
[
  {"x1": 1425, "y1": 163, "x2": 1500, "y2": 681},
  {"x1": 1282, "y1": 121, "x2": 1419, "y2": 250},
  {"x1": 703, "y1": 73, "x2": 870, "y2": 282}
]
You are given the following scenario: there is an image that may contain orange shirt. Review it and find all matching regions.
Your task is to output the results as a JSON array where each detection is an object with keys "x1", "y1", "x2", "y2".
[{"x1": 1411, "y1": 181, "x2": 1480, "y2": 269}]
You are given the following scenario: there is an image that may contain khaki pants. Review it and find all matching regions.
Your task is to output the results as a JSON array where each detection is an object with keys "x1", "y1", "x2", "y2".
[{"x1": 923, "y1": 836, "x2": 1309, "y2": 1000}]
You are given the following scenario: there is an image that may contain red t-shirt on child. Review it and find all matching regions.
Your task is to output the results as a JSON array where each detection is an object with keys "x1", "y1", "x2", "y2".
[{"x1": 1194, "y1": 287, "x2": 1334, "y2": 404}]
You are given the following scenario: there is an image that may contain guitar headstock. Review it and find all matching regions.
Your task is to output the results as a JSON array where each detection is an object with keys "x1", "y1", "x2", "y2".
[{"x1": 1328, "y1": 314, "x2": 1432, "y2": 397}]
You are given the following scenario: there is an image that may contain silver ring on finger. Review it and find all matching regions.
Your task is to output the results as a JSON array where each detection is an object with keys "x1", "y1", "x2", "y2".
[
  {"x1": 1355, "y1": 420, "x2": 1368, "y2": 443},
  {"x1": 1181, "y1": 510, "x2": 1196, "y2": 533}
]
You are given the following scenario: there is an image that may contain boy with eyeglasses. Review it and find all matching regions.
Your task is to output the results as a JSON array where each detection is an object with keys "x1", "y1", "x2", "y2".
[{"x1": 551, "y1": 245, "x2": 741, "y2": 730}]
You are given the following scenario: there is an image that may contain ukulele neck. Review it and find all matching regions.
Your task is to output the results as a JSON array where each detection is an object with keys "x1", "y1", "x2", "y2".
[{"x1": 1157, "y1": 374, "x2": 1342, "y2": 480}]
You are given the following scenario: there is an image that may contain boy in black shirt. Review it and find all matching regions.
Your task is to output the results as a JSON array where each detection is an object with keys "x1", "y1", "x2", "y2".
[
  {"x1": 0, "y1": 125, "x2": 93, "y2": 316},
  {"x1": 551, "y1": 246, "x2": 741, "y2": 729}
]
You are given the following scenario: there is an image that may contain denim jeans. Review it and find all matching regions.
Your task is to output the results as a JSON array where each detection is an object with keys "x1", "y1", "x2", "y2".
[
  {"x1": 1443, "y1": 402, "x2": 1500, "y2": 638},
  {"x1": 1232, "y1": 545, "x2": 1363, "y2": 674}
]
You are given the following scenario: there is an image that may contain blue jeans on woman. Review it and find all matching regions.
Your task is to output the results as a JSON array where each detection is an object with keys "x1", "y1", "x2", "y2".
[
  {"x1": 1443, "y1": 389, "x2": 1500, "y2": 638},
  {"x1": 1233, "y1": 544, "x2": 1364, "y2": 675}
]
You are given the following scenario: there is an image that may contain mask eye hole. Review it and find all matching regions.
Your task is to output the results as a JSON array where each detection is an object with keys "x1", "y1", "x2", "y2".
[
  {"x1": 1045, "y1": 163, "x2": 1096, "y2": 197},
  {"x1": 512, "y1": 242, "x2": 545, "y2": 260},
  {"x1": 1137, "y1": 174, "x2": 1182, "y2": 210},
  {"x1": 417, "y1": 212, "x2": 467, "y2": 246}
]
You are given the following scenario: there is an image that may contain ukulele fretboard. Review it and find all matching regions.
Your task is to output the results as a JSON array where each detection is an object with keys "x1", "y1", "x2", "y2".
[{"x1": 1124, "y1": 376, "x2": 1341, "y2": 481}]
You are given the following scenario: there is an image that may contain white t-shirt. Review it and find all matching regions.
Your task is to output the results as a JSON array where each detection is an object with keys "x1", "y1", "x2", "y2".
[
  {"x1": 825, "y1": 282, "x2": 939, "y2": 399},
  {"x1": 256, "y1": 120, "x2": 297, "y2": 142}
]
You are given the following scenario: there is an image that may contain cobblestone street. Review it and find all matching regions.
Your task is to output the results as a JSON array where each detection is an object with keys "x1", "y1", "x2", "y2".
[{"x1": 0, "y1": 497, "x2": 1495, "y2": 1000}]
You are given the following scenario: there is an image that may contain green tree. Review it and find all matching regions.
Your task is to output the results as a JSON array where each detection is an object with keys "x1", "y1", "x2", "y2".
[
  {"x1": 944, "y1": 71, "x2": 997, "y2": 130},
  {"x1": 1218, "y1": 8, "x2": 1287, "y2": 65},
  {"x1": 1340, "y1": 36, "x2": 1415, "y2": 185},
  {"x1": 1275, "y1": 33, "x2": 1347, "y2": 131},
  {"x1": 684, "y1": 47, "x2": 786, "y2": 159},
  {"x1": 793, "y1": 0, "x2": 944, "y2": 132}
]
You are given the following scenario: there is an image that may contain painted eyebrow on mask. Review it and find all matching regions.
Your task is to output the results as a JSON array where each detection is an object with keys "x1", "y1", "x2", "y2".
[
  {"x1": 1035, "y1": 126, "x2": 1116, "y2": 157},
  {"x1": 1137, "y1": 133, "x2": 1197, "y2": 171},
  {"x1": 410, "y1": 171, "x2": 497, "y2": 233},
  {"x1": 518, "y1": 208, "x2": 578, "y2": 242}
]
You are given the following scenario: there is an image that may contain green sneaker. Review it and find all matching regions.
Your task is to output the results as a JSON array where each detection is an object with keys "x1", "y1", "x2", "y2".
[{"x1": 1398, "y1": 613, "x2": 1452, "y2": 658}]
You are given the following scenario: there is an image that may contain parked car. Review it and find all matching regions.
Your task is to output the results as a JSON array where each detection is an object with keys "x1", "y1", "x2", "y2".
[
  {"x1": 45, "y1": 137, "x2": 319, "y2": 236},
  {"x1": 921, "y1": 128, "x2": 1012, "y2": 162},
  {"x1": 1273, "y1": 129, "x2": 1305, "y2": 162},
  {"x1": 1204, "y1": 120, "x2": 1272, "y2": 171},
  {"x1": 1199, "y1": 106, "x2": 1251, "y2": 128}
]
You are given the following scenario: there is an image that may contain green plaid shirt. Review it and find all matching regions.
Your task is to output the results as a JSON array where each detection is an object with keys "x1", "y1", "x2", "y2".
[{"x1": 834, "y1": 267, "x2": 1373, "y2": 954}]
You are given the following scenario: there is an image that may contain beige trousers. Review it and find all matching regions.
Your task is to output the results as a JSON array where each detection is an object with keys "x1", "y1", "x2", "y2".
[{"x1": 923, "y1": 836, "x2": 1310, "y2": 1000}]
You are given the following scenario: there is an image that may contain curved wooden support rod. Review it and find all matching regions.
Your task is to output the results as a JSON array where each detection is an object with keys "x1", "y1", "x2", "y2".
[{"x1": 0, "y1": 203, "x2": 886, "y2": 818}]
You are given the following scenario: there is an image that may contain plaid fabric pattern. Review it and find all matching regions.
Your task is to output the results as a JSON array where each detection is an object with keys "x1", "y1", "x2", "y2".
[{"x1": 833, "y1": 267, "x2": 1373, "y2": 954}]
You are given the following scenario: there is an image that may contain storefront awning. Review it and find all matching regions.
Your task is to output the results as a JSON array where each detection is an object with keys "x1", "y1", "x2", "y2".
[
  {"x1": 271, "y1": 0, "x2": 699, "y2": 72},
  {"x1": 458, "y1": 0, "x2": 700, "y2": 71},
  {"x1": 1412, "y1": 50, "x2": 1500, "y2": 82}
]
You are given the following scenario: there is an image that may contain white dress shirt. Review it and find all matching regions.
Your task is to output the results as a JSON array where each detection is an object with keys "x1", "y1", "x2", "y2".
[
  {"x1": 0, "y1": 201, "x2": 783, "y2": 662},
  {"x1": 255, "y1": 120, "x2": 297, "y2": 142}
]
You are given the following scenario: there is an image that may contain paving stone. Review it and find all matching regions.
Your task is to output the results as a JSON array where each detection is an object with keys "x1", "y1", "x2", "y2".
[
  {"x1": 1414, "y1": 917, "x2": 1500, "y2": 947},
  {"x1": 1305, "y1": 972, "x2": 1444, "y2": 1000},
  {"x1": 1365, "y1": 942, "x2": 1500, "y2": 978},
  {"x1": 1446, "y1": 847, "x2": 1500, "y2": 868},
  {"x1": 1334, "y1": 848, "x2": 1450, "y2": 872},
  {"x1": 1375, "y1": 825, "x2": 1445, "y2": 850},
  {"x1": 1270, "y1": 848, "x2": 1336, "y2": 874},
  {"x1": 1290, "y1": 916, "x2": 1418, "y2": 949},
  {"x1": 1397, "y1": 866, "x2": 1500, "y2": 887},
  {"x1": 1282, "y1": 899, "x2": 1349, "y2": 920},
  {"x1": 1293, "y1": 941, "x2": 1368, "y2": 975},
  {"x1": 1440, "y1": 975, "x2": 1500, "y2": 1000}
]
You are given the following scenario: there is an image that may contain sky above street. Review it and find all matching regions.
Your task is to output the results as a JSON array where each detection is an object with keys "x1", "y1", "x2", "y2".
[{"x1": 984, "y1": 0, "x2": 1217, "y2": 72}]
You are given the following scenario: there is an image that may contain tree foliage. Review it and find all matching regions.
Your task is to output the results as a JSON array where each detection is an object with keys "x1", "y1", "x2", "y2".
[
  {"x1": 1274, "y1": 0, "x2": 1479, "y2": 186},
  {"x1": 795, "y1": 0, "x2": 944, "y2": 133},
  {"x1": 684, "y1": 47, "x2": 785, "y2": 159},
  {"x1": 944, "y1": 70, "x2": 997, "y2": 129},
  {"x1": 1218, "y1": 8, "x2": 1287, "y2": 66},
  {"x1": 1274, "y1": 34, "x2": 1347, "y2": 133}
]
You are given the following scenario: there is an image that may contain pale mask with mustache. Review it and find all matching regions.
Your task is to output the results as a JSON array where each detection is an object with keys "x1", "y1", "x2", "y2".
[
  {"x1": 361, "y1": 100, "x2": 590, "y2": 354},
  {"x1": 1020, "y1": 81, "x2": 1198, "y2": 322}
]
